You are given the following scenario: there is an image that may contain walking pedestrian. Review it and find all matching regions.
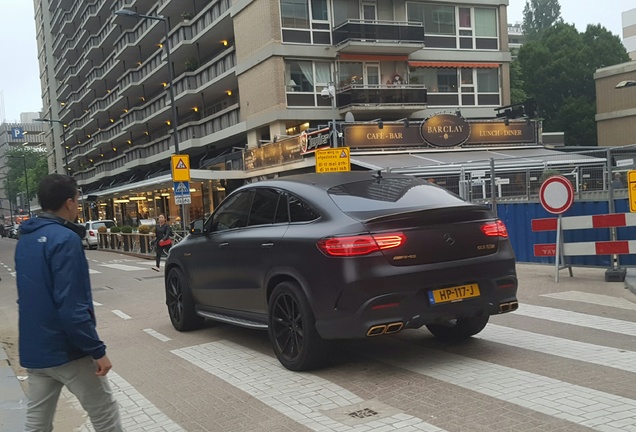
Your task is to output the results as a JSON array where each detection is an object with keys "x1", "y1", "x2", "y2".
[
  {"x1": 153, "y1": 214, "x2": 172, "y2": 271},
  {"x1": 15, "y1": 174, "x2": 122, "y2": 432}
]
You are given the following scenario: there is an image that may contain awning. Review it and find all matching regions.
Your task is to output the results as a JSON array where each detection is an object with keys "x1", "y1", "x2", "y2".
[
  {"x1": 408, "y1": 61, "x2": 500, "y2": 68},
  {"x1": 340, "y1": 53, "x2": 409, "y2": 61},
  {"x1": 350, "y1": 147, "x2": 605, "y2": 175}
]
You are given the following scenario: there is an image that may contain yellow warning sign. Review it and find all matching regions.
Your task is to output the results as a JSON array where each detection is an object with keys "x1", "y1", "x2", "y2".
[
  {"x1": 629, "y1": 170, "x2": 636, "y2": 212},
  {"x1": 171, "y1": 154, "x2": 190, "y2": 182},
  {"x1": 316, "y1": 147, "x2": 351, "y2": 173}
]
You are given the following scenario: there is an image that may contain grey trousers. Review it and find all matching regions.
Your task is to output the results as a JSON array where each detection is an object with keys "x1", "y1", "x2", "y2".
[{"x1": 24, "y1": 356, "x2": 123, "y2": 432}]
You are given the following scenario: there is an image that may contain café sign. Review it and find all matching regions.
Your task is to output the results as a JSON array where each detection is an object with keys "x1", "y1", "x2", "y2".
[{"x1": 420, "y1": 114, "x2": 471, "y2": 147}]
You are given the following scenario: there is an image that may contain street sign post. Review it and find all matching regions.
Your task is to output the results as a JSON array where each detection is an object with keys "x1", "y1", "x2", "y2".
[
  {"x1": 315, "y1": 147, "x2": 350, "y2": 173},
  {"x1": 174, "y1": 181, "x2": 191, "y2": 205},
  {"x1": 171, "y1": 154, "x2": 191, "y2": 182}
]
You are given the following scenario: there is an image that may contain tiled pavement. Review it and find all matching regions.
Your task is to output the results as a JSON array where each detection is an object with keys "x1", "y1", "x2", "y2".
[{"x1": 3, "y1": 262, "x2": 636, "y2": 431}]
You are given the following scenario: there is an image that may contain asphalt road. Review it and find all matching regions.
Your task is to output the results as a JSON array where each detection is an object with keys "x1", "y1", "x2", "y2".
[{"x1": 2, "y1": 236, "x2": 636, "y2": 432}]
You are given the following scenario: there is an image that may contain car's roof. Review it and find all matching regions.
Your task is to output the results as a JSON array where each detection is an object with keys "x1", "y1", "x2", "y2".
[{"x1": 249, "y1": 171, "x2": 413, "y2": 191}]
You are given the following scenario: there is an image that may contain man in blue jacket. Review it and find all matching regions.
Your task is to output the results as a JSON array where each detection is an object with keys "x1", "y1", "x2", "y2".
[{"x1": 16, "y1": 174, "x2": 122, "y2": 432}]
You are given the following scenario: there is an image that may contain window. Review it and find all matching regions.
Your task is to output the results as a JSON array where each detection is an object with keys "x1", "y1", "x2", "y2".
[
  {"x1": 289, "y1": 194, "x2": 319, "y2": 222},
  {"x1": 474, "y1": 8, "x2": 497, "y2": 37},
  {"x1": 247, "y1": 189, "x2": 281, "y2": 227},
  {"x1": 281, "y1": 0, "x2": 309, "y2": 29},
  {"x1": 311, "y1": 0, "x2": 328, "y2": 21},
  {"x1": 477, "y1": 69, "x2": 499, "y2": 93},
  {"x1": 210, "y1": 191, "x2": 253, "y2": 232},
  {"x1": 286, "y1": 61, "x2": 333, "y2": 107},
  {"x1": 275, "y1": 193, "x2": 290, "y2": 223},
  {"x1": 287, "y1": 60, "x2": 314, "y2": 92}
]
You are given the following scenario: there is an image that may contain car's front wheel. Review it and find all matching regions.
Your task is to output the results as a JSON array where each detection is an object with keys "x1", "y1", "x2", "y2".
[
  {"x1": 268, "y1": 281, "x2": 326, "y2": 371},
  {"x1": 166, "y1": 267, "x2": 204, "y2": 331},
  {"x1": 426, "y1": 315, "x2": 489, "y2": 341}
]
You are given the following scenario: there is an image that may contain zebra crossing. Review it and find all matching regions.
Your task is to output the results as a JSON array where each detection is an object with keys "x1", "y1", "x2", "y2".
[{"x1": 88, "y1": 288, "x2": 636, "y2": 432}]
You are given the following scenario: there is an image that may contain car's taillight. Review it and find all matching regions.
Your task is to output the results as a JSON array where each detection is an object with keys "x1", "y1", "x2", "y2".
[
  {"x1": 317, "y1": 232, "x2": 406, "y2": 257},
  {"x1": 481, "y1": 220, "x2": 509, "y2": 238},
  {"x1": 89, "y1": 230, "x2": 95, "y2": 237}
]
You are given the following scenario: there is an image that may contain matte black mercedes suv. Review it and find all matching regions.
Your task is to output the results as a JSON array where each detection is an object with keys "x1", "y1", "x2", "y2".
[{"x1": 165, "y1": 172, "x2": 518, "y2": 371}]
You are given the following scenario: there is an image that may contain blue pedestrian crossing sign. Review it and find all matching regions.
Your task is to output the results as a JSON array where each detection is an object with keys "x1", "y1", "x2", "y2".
[{"x1": 173, "y1": 181, "x2": 191, "y2": 205}]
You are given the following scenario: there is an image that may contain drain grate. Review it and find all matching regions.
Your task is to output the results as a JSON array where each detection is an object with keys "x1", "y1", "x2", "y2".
[{"x1": 347, "y1": 408, "x2": 379, "y2": 419}]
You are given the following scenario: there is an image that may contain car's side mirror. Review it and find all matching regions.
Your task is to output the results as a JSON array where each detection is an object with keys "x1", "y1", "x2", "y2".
[{"x1": 190, "y1": 219, "x2": 204, "y2": 235}]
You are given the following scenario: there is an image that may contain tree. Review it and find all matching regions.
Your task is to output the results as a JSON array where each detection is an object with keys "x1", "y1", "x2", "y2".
[
  {"x1": 4, "y1": 148, "x2": 48, "y2": 208},
  {"x1": 509, "y1": 61, "x2": 527, "y2": 105},
  {"x1": 516, "y1": 23, "x2": 629, "y2": 145},
  {"x1": 522, "y1": 0, "x2": 562, "y2": 40}
]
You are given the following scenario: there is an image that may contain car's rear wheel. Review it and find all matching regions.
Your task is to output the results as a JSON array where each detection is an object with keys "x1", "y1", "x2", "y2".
[
  {"x1": 268, "y1": 281, "x2": 326, "y2": 371},
  {"x1": 426, "y1": 315, "x2": 489, "y2": 341},
  {"x1": 166, "y1": 267, "x2": 204, "y2": 331}
]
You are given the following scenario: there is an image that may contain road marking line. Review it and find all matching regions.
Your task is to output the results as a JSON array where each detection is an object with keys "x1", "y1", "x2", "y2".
[
  {"x1": 99, "y1": 264, "x2": 146, "y2": 271},
  {"x1": 89, "y1": 269, "x2": 100, "y2": 274},
  {"x1": 173, "y1": 341, "x2": 447, "y2": 432},
  {"x1": 111, "y1": 310, "x2": 131, "y2": 320},
  {"x1": 541, "y1": 291, "x2": 636, "y2": 311},
  {"x1": 374, "y1": 345, "x2": 636, "y2": 431},
  {"x1": 93, "y1": 301, "x2": 102, "y2": 306},
  {"x1": 480, "y1": 324, "x2": 636, "y2": 373},
  {"x1": 515, "y1": 304, "x2": 636, "y2": 336},
  {"x1": 143, "y1": 328, "x2": 171, "y2": 342},
  {"x1": 64, "y1": 371, "x2": 185, "y2": 432}
]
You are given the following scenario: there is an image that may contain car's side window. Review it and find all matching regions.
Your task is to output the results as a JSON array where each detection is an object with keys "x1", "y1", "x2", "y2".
[
  {"x1": 274, "y1": 192, "x2": 289, "y2": 224},
  {"x1": 289, "y1": 194, "x2": 319, "y2": 222},
  {"x1": 209, "y1": 191, "x2": 254, "y2": 232},
  {"x1": 247, "y1": 188, "x2": 282, "y2": 227}
]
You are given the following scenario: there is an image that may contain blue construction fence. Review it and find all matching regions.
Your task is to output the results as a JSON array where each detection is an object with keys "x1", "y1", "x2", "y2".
[{"x1": 498, "y1": 198, "x2": 636, "y2": 267}]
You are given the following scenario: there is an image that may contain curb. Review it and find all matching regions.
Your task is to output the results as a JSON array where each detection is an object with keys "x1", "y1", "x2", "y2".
[
  {"x1": 0, "y1": 345, "x2": 26, "y2": 430},
  {"x1": 625, "y1": 269, "x2": 636, "y2": 296}
]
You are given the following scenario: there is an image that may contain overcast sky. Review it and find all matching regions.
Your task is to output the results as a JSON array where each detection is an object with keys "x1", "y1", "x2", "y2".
[{"x1": 0, "y1": 0, "x2": 633, "y2": 124}]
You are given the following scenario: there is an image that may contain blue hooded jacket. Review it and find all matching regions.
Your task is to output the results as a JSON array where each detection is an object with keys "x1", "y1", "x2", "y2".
[{"x1": 15, "y1": 216, "x2": 106, "y2": 369}]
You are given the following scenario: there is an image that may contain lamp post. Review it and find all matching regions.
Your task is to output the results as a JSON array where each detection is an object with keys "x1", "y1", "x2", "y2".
[
  {"x1": 7, "y1": 155, "x2": 30, "y2": 217},
  {"x1": 615, "y1": 80, "x2": 636, "y2": 89},
  {"x1": 321, "y1": 83, "x2": 338, "y2": 148},
  {"x1": 35, "y1": 118, "x2": 68, "y2": 173},
  {"x1": 115, "y1": 9, "x2": 186, "y2": 230}
]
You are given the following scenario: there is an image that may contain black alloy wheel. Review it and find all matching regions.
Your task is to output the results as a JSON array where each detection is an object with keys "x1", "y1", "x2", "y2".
[
  {"x1": 166, "y1": 267, "x2": 204, "y2": 331},
  {"x1": 426, "y1": 315, "x2": 490, "y2": 341},
  {"x1": 268, "y1": 281, "x2": 326, "y2": 371}
]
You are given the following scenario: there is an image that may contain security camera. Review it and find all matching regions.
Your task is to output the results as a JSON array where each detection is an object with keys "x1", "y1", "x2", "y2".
[{"x1": 320, "y1": 88, "x2": 331, "y2": 99}]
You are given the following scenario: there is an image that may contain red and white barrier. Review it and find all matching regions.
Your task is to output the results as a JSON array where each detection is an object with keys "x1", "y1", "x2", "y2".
[{"x1": 532, "y1": 213, "x2": 636, "y2": 257}]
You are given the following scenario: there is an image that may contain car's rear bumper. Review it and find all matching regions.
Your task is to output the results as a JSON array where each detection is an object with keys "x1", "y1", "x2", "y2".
[{"x1": 312, "y1": 257, "x2": 518, "y2": 340}]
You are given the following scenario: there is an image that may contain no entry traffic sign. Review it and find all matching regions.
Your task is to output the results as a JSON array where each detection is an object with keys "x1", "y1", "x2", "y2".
[{"x1": 539, "y1": 175, "x2": 574, "y2": 214}]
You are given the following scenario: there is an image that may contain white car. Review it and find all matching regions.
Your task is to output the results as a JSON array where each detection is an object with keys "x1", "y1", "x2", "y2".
[{"x1": 83, "y1": 220, "x2": 116, "y2": 249}]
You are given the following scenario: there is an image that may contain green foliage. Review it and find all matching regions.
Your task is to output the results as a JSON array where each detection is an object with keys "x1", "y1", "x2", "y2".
[
  {"x1": 522, "y1": 0, "x2": 562, "y2": 40},
  {"x1": 517, "y1": 22, "x2": 630, "y2": 146},
  {"x1": 137, "y1": 224, "x2": 151, "y2": 234},
  {"x1": 120, "y1": 226, "x2": 133, "y2": 233},
  {"x1": 110, "y1": 226, "x2": 122, "y2": 233},
  {"x1": 509, "y1": 61, "x2": 527, "y2": 105},
  {"x1": 3, "y1": 148, "x2": 47, "y2": 204}
]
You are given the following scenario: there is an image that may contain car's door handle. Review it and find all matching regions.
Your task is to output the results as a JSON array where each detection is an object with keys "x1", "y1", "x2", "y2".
[
  {"x1": 261, "y1": 242, "x2": 274, "y2": 248},
  {"x1": 219, "y1": 242, "x2": 229, "y2": 248}
]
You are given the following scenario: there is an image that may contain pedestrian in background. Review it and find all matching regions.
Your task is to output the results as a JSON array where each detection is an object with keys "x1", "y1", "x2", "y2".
[
  {"x1": 612, "y1": 172, "x2": 624, "y2": 189},
  {"x1": 153, "y1": 213, "x2": 172, "y2": 271},
  {"x1": 15, "y1": 174, "x2": 122, "y2": 432}
]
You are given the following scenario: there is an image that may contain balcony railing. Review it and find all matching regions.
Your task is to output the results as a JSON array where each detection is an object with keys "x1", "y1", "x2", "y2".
[
  {"x1": 336, "y1": 85, "x2": 427, "y2": 107},
  {"x1": 332, "y1": 20, "x2": 425, "y2": 46}
]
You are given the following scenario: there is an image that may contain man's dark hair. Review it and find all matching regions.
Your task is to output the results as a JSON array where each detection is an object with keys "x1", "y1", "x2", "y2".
[{"x1": 38, "y1": 174, "x2": 78, "y2": 212}]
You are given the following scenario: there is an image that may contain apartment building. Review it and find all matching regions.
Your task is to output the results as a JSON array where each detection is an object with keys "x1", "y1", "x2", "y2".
[
  {"x1": 36, "y1": 0, "x2": 511, "y2": 225},
  {"x1": 594, "y1": 60, "x2": 636, "y2": 147},
  {"x1": 624, "y1": 8, "x2": 636, "y2": 60}
]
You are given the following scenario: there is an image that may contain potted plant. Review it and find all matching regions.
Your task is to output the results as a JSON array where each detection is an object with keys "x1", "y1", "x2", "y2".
[
  {"x1": 184, "y1": 57, "x2": 199, "y2": 71},
  {"x1": 137, "y1": 224, "x2": 151, "y2": 253},
  {"x1": 120, "y1": 226, "x2": 133, "y2": 251},
  {"x1": 181, "y1": 12, "x2": 193, "y2": 20},
  {"x1": 110, "y1": 226, "x2": 121, "y2": 250},
  {"x1": 97, "y1": 225, "x2": 108, "y2": 249}
]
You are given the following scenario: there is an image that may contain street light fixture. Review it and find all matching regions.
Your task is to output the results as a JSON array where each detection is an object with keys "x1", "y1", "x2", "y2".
[
  {"x1": 35, "y1": 118, "x2": 68, "y2": 173},
  {"x1": 615, "y1": 80, "x2": 636, "y2": 89},
  {"x1": 115, "y1": 8, "x2": 185, "y2": 230},
  {"x1": 7, "y1": 155, "x2": 30, "y2": 217}
]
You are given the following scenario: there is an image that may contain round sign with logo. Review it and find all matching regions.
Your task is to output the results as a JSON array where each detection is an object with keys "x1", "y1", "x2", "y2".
[
  {"x1": 420, "y1": 114, "x2": 471, "y2": 148},
  {"x1": 539, "y1": 175, "x2": 574, "y2": 214}
]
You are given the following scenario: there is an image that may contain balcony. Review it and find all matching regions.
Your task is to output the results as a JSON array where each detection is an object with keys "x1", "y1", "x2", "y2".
[
  {"x1": 332, "y1": 20, "x2": 425, "y2": 55},
  {"x1": 336, "y1": 84, "x2": 427, "y2": 114}
]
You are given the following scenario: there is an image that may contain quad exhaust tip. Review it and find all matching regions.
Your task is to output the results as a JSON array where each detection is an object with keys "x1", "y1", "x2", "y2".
[
  {"x1": 366, "y1": 322, "x2": 404, "y2": 337},
  {"x1": 499, "y1": 301, "x2": 519, "y2": 313}
]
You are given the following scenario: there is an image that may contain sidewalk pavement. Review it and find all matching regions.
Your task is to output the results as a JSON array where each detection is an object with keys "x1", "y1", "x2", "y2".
[
  {"x1": 0, "y1": 344, "x2": 26, "y2": 431},
  {"x1": 0, "y1": 263, "x2": 632, "y2": 430}
]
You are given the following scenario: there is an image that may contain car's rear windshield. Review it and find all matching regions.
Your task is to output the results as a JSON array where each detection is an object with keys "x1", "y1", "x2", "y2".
[
  {"x1": 93, "y1": 221, "x2": 115, "y2": 229},
  {"x1": 327, "y1": 177, "x2": 466, "y2": 219}
]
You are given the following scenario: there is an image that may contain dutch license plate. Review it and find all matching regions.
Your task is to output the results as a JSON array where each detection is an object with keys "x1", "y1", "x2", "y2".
[{"x1": 428, "y1": 283, "x2": 480, "y2": 304}]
